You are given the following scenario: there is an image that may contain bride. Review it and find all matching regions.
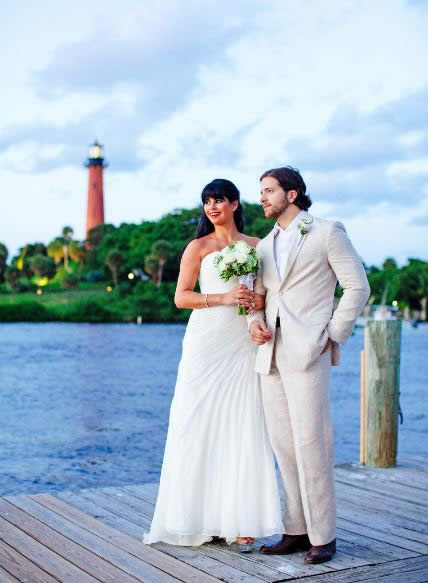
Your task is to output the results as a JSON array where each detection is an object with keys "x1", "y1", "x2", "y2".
[{"x1": 143, "y1": 179, "x2": 284, "y2": 551}]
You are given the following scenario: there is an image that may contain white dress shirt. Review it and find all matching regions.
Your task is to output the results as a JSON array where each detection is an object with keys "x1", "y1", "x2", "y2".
[{"x1": 273, "y1": 211, "x2": 304, "y2": 280}]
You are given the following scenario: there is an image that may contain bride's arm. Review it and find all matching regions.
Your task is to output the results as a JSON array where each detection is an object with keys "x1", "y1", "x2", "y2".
[{"x1": 174, "y1": 241, "x2": 253, "y2": 310}]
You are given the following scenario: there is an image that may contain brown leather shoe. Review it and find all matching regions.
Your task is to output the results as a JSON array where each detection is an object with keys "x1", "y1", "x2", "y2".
[
  {"x1": 260, "y1": 534, "x2": 311, "y2": 555},
  {"x1": 304, "y1": 539, "x2": 336, "y2": 563}
]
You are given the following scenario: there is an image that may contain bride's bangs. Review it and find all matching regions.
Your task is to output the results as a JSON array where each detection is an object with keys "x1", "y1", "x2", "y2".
[
  {"x1": 201, "y1": 178, "x2": 240, "y2": 205},
  {"x1": 201, "y1": 189, "x2": 226, "y2": 204}
]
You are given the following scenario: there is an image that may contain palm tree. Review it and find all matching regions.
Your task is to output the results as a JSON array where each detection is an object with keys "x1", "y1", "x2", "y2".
[
  {"x1": 151, "y1": 240, "x2": 172, "y2": 286},
  {"x1": 47, "y1": 238, "x2": 64, "y2": 265},
  {"x1": 69, "y1": 241, "x2": 87, "y2": 276},
  {"x1": 28, "y1": 255, "x2": 55, "y2": 279},
  {"x1": 105, "y1": 249, "x2": 124, "y2": 286},
  {"x1": 62, "y1": 226, "x2": 74, "y2": 272},
  {"x1": 144, "y1": 254, "x2": 159, "y2": 284}
]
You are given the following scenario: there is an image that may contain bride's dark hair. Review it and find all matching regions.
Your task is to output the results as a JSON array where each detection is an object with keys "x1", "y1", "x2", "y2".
[{"x1": 195, "y1": 179, "x2": 244, "y2": 239}]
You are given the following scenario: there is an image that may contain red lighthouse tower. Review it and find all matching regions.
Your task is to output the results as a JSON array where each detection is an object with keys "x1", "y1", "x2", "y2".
[{"x1": 85, "y1": 140, "x2": 107, "y2": 240}]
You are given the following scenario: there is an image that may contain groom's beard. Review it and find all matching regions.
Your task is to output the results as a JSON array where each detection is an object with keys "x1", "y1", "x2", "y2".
[{"x1": 265, "y1": 198, "x2": 290, "y2": 219}]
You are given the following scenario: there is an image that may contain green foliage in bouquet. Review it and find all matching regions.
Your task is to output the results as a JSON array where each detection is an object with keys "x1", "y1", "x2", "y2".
[{"x1": 214, "y1": 241, "x2": 259, "y2": 282}]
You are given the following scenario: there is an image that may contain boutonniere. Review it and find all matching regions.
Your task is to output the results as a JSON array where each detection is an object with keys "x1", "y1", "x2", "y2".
[{"x1": 297, "y1": 216, "x2": 313, "y2": 237}]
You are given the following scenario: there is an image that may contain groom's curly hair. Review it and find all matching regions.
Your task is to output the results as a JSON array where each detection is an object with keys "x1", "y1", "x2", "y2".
[{"x1": 260, "y1": 166, "x2": 312, "y2": 211}]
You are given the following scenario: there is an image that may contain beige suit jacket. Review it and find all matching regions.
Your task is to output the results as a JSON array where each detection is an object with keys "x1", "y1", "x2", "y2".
[{"x1": 250, "y1": 212, "x2": 370, "y2": 374}]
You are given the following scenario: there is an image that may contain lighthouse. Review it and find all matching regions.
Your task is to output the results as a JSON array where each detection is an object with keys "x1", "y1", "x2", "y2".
[{"x1": 85, "y1": 140, "x2": 107, "y2": 239}]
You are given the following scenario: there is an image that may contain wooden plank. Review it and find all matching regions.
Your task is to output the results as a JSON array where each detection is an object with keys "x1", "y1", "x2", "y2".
[
  {"x1": 336, "y1": 484, "x2": 428, "y2": 532},
  {"x1": 3, "y1": 495, "x2": 179, "y2": 583},
  {"x1": 77, "y1": 488, "x2": 152, "y2": 527},
  {"x1": 0, "y1": 515, "x2": 100, "y2": 583},
  {"x1": 57, "y1": 491, "x2": 267, "y2": 583},
  {"x1": 336, "y1": 526, "x2": 420, "y2": 560},
  {"x1": 335, "y1": 460, "x2": 428, "y2": 484},
  {"x1": 400, "y1": 456, "x2": 428, "y2": 473},
  {"x1": 0, "y1": 538, "x2": 59, "y2": 583},
  {"x1": 335, "y1": 481, "x2": 428, "y2": 525},
  {"x1": 0, "y1": 497, "x2": 167, "y2": 583},
  {"x1": 120, "y1": 482, "x2": 160, "y2": 501},
  {"x1": 34, "y1": 493, "x2": 220, "y2": 583},
  {"x1": 98, "y1": 486, "x2": 156, "y2": 518},
  {"x1": 336, "y1": 517, "x2": 428, "y2": 555},
  {"x1": 173, "y1": 542, "x2": 292, "y2": 583},
  {"x1": 56, "y1": 490, "x2": 149, "y2": 539},
  {"x1": 335, "y1": 468, "x2": 428, "y2": 505},
  {"x1": 336, "y1": 502, "x2": 428, "y2": 548},
  {"x1": 337, "y1": 466, "x2": 428, "y2": 493},
  {"x1": 291, "y1": 555, "x2": 428, "y2": 582},
  {"x1": 154, "y1": 541, "x2": 280, "y2": 583},
  {"x1": 123, "y1": 482, "x2": 160, "y2": 503},
  {"x1": 335, "y1": 462, "x2": 428, "y2": 490},
  {"x1": 0, "y1": 566, "x2": 19, "y2": 583}
]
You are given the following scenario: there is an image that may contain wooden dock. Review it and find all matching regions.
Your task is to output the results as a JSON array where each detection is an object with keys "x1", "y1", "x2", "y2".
[{"x1": 0, "y1": 456, "x2": 427, "y2": 582}]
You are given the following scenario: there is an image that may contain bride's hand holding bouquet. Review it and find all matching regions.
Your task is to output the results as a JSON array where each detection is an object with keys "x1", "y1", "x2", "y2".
[{"x1": 215, "y1": 241, "x2": 262, "y2": 315}]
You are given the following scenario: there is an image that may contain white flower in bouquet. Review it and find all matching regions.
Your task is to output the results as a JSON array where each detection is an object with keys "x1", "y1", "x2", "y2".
[
  {"x1": 214, "y1": 241, "x2": 260, "y2": 315},
  {"x1": 235, "y1": 250, "x2": 247, "y2": 264},
  {"x1": 217, "y1": 259, "x2": 227, "y2": 273}
]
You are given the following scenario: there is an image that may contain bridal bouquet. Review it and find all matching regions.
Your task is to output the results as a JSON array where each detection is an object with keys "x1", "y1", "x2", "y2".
[{"x1": 214, "y1": 241, "x2": 260, "y2": 315}]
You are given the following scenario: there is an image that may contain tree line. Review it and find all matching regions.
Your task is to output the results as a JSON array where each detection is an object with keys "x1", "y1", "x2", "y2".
[{"x1": 0, "y1": 203, "x2": 427, "y2": 321}]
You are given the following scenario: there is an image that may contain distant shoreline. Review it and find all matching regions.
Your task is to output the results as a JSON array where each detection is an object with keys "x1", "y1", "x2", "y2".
[{"x1": 0, "y1": 282, "x2": 190, "y2": 324}]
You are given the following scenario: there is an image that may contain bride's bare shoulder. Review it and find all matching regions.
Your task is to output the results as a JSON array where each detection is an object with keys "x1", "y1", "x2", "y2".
[{"x1": 182, "y1": 237, "x2": 214, "y2": 262}]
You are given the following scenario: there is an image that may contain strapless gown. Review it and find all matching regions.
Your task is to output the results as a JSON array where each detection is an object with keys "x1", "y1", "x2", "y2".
[{"x1": 143, "y1": 251, "x2": 284, "y2": 546}]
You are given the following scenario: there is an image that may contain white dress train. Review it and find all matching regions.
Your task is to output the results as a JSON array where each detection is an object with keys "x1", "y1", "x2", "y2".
[{"x1": 143, "y1": 251, "x2": 284, "y2": 546}]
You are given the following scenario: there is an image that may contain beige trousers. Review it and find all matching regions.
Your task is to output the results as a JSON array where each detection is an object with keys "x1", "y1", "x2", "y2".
[{"x1": 260, "y1": 331, "x2": 336, "y2": 546}]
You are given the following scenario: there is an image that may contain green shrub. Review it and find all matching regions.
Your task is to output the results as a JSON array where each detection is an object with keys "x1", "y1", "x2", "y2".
[
  {"x1": 0, "y1": 301, "x2": 54, "y2": 322},
  {"x1": 62, "y1": 299, "x2": 119, "y2": 323}
]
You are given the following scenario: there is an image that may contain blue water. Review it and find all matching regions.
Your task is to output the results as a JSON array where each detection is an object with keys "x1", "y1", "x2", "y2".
[{"x1": 0, "y1": 322, "x2": 426, "y2": 496}]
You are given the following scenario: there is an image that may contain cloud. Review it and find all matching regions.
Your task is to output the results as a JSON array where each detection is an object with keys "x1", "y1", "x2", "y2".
[
  {"x1": 0, "y1": 0, "x2": 264, "y2": 173},
  {"x1": 410, "y1": 214, "x2": 428, "y2": 225},
  {"x1": 0, "y1": 92, "x2": 161, "y2": 172},
  {"x1": 35, "y1": 1, "x2": 260, "y2": 107},
  {"x1": 286, "y1": 88, "x2": 428, "y2": 175}
]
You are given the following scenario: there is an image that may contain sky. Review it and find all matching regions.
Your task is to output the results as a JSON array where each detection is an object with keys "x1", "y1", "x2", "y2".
[{"x1": 1, "y1": 0, "x2": 428, "y2": 266}]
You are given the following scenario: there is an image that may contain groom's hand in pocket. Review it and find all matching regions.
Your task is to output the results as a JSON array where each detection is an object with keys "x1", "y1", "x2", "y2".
[
  {"x1": 321, "y1": 337, "x2": 333, "y2": 354},
  {"x1": 250, "y1": 321, "x2": 272, "y2": 345}
]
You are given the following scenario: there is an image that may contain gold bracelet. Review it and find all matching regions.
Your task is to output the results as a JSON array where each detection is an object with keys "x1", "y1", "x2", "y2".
[{"x1": 205, "y1": 293, "x2": 209, "y2": 308}]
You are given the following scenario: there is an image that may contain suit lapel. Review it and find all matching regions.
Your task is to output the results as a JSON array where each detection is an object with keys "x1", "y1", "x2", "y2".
[{"x1": 279, "y1": 211, "x2": 312, "y2": 288}]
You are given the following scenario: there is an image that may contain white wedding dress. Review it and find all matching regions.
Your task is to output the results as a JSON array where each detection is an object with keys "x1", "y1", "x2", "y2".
[{"x1": 144, "y1": 251, "x2": 284, "y2": 546}]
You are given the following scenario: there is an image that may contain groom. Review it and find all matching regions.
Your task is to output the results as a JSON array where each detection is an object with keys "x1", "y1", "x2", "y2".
[{"x1": 249, "y1": 166, "x2": 370, "y2": 564}]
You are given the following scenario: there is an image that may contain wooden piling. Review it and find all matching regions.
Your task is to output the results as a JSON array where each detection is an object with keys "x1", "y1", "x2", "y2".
[
  {"x1": 363, "y1": 320, "x2": 402, "y2": 468},
  {"x1": 360, "y1": 349, "x2": 366, "y2": 465}
]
